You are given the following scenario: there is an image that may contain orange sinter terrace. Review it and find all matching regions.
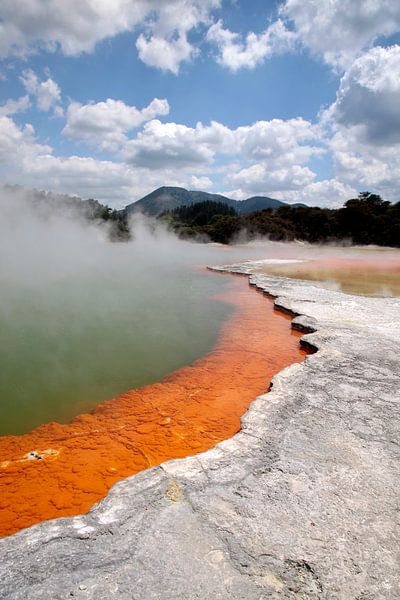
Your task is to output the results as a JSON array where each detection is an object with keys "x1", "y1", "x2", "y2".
[{"x1": 0, "y1": 274, "x2": 309, "y2": 537}]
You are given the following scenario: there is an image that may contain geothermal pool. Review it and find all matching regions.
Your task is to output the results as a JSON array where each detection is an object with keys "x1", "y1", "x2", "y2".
[
  {"x1": 1, "y1": 206, "x2": 400, "y2": 537},
  {"x1": 0, "y1": 273, "x2": 308, "y2": 536},
  {"x1": 0, "y1": 255, "x2": 234, "y2": 436}
]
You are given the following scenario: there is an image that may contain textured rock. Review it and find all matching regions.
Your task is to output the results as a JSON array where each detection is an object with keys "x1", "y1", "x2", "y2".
[{"x1": 1, "y1": 263, "x2": 399, "y2": 600}]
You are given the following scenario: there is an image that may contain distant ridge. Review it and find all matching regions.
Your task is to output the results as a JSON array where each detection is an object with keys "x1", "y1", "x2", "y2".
[{"x1": 124, "y1": 186, "x2": 307, "y2": 216}]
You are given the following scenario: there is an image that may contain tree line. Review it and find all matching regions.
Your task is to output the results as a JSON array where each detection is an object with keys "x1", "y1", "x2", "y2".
[{"x1": 159, "y1": 193, "x2": 400, "y2": 247}]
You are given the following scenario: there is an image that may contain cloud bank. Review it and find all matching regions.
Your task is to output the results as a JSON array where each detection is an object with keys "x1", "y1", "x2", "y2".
[{"x1": 0, "y1": 1, "x2": 399, "y2": 207}]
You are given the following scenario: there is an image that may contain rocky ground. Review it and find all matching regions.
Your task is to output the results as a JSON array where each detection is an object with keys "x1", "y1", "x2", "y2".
[{"x1": 1, "y1": 262, "x2": 399, "y2": 600}]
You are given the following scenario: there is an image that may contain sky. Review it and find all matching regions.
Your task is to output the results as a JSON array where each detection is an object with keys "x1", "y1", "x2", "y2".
[{"x1": 0, "y1": 0, "x2": 400, "y2": 209}]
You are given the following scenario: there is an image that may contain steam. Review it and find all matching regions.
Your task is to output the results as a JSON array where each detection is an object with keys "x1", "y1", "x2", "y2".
[
  {"x1": 0, "y1": 189, "x2": 235, "y2": 434},
  {"x1": 1, "y1": 187, "x2": 399, "y2": 435}
]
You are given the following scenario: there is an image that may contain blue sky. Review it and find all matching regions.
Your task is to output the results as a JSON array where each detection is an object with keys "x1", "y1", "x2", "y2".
[{"x1": 0, "y1": 0, "x2": 400, "y2": 208}]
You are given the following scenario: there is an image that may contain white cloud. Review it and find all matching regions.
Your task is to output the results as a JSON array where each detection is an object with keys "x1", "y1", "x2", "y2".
[
  {"x1": 63, "y1": 98, "x2": 169, "y2": 151},
  {"x1": 0, "y1": 0, "x2": 220, "y2": 73},
  {"x1": 0, "y1": 116, "x2": 51, "y2": 165},
  {"x1": 276, "y1": 179, "x2": 357, "y2": 208},
  {"x1": 329, "y1": 126, "x2": 400, "y2": 201},
  {"x1": 222, "y1": 118, "x2": 323, "y2": 196},
  {"x1": 0, "y1": 0, "x2": 148, "y2": 57},
  {"x1": 0, "y1": 110, "x2": 328, "y2": 207},
  {"x1": 207, "y1": 18, "x2": 296, "y2": 71},
  {"x1": 2, "y1": 101, "x2": 391, "y2": 208},
  {"x1": 235, "y1": 118, "x2": 322, "y2": 164},
  {"x1": 136, "y1": 0, "x2": 220, "y2": 72},
  {"x1": 122, "y1": 120, "x2": 222, "y2": 168},
  {"x1": 281, "y1": 0, "x2": 400, "y2": 70},
  {"x1": 20, "y1": 68, "x2": 62, "y2": 113},
  {"x1": 121, "y1": 116, "x2": 325, "y2": 202},
  {"x1": 322, "y1": 45, "x2": 400, "y2": 201},
  {"x1": 0, "y1": 115, "x2": 215, "y2": 207},
  {"x1": 225, "y1": 178, "x2": 357, "y2": 207},
  {"x1": 122, "y1": 116, "x2": 321, "y2": 173},
  {"x1": 325, "y1": 45, "x2": 400, "y2": 145},
  {"x1": 206, "y1": 0, "x2": 400, "y2": 72},
  {"x1": 1, "y1": 0, "x2": 399, "y2": 77},
  {"x1": 227, "y1": 163, "x2": 316, "y2": 194},
  {"x1": 0, "y1": 116, "x2": 125, "y2": 204},
  {"x1": 136, "y1": 32, "x2": 195, "y2": 75},
  {"x1": 0, "y1": 95, "x2": 30, "y2": 117},
  {"x1": 190, "y1": 175, "x2": 213, "y2": 190}
]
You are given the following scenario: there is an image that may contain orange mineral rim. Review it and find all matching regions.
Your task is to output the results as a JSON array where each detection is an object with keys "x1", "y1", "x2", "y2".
[{"x1": 0, "y1": 274, "x2": 309, "y2": 537}]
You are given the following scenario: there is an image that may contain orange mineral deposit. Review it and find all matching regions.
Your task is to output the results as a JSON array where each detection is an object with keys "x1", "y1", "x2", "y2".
[{"x1": 0, "y1": 274, "x2": 309, "y2": 537}]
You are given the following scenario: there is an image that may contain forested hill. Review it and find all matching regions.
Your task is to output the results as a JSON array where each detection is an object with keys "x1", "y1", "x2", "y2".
[
  {"x1": 124, "y1": 186, "x2": 306, "y2": 216},
  {"x1": 159, "y1": 193, "x2": 400, "y2": 247}
]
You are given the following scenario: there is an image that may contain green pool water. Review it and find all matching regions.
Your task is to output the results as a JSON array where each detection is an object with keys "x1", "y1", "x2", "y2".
[
  {"x1": 5, "y1": 206, "x2": 396, "y2": 437},
  {"x1": 0, "y1": 239, "x2": 237, "y2": 436}
]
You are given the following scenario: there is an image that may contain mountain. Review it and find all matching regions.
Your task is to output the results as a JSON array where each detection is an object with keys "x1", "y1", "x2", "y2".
[
  {"x1": 125, "y1": 187, "x2": 234, "y2": 216},
  {"x1": 124, "y1": 186, "x2": 306, "y2": 216},
  {"x1": 241, "y1": 196, "x2": 307, "y2": 212}
]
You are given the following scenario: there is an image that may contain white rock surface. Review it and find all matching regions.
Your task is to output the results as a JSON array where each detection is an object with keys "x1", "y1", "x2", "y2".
[{"x1": 1, "y1": 264, "x2": 399, "y2": 600}]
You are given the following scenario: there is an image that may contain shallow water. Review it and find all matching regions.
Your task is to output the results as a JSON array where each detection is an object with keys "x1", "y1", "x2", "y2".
[{"x1": 253, "y1": 254, "x2": 400, "y2": 296}]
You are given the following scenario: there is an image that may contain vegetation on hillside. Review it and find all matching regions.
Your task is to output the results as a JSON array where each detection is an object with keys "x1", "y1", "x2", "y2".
[
  {"x1": 159, "y1": 193, "x2": 400, "y2": 247},
  {"x1": 160, "y1": 200, "x2": 239, "y2": 243}
]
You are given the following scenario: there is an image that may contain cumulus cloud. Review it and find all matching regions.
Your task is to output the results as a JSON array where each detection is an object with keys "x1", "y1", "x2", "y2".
[
  {"x1": 190, "y1": 175, "x2": 213, "y2": 190},
  {"x1": 0, "y1": 114, "x2": 217, "y2": 206},
  {"x1": 207, "y1": 18, "x2": 296, "y2": 70},
  {"x1": 63, "y1": 98, "x2": 170, "y2": 151},
  {"x1": 277, "y1": 179, "x2": 357, "y2": 208},
  {"x1": 234, "y1": 118, "x2": 321, "y2": 163},
  {"x1": 207, "y1": 0, "x2": 400, "y2": 72},
  {"x1": 325, "y1": 45, "x2": 400, "y2": 145},
  {"x1": 329, "y1": 126, "x2": 400, "y2": 202},
  {"x1": 1, "y1": 108, "x2": 329, "y2": 207},
  {"x1": 0, "y1": 116, "x2": 51, "y2": 166},
  {"x1": 1, "y1": 0, "x2": 399, "y2": 76},
  {"x1": 0, "y1": 0, "x2": 220, "y2": 73},
  {"x1": 225, "y1": 177, "x2": 357, "y2": 207},
  {"x1": 122, "y1": 116, "x2": 320, "y2": 174},
  {"x1": 0, "y1": 0, "x2": 148, "y2": 57},
  {"x1": 136, "y1": 0, "x2": 220, "y2": 73},
  {"x1": 136, "y1": 32, "x2": 195, "y2": 75},
  {"x1": 220, "y1": 118, "x2": 322, "y2": 195},
  {"x1": 227, "y1": 163, "x2": 316, "y2": 194},
  {"x1": 0, "y1": 95, "x2": 30, "y2": 117},
  {"x1": 122, "y1": 120, "x2": 224, "y2": 168},
  {"x1": 120, "y1": 116, "x2": 326, "y2": 202},
  {"x1": 322, "y1": 45, "x2": 400, "y2": 201},
  {"x1": 281, "y1": 0, "x2": 400, "y2": 70},
  {"x1": 20, "y1": 69, "x2": 62, "y2": 113},
  {"x1": 0, "y1": 115, "x2": 128, "y2": 204}
]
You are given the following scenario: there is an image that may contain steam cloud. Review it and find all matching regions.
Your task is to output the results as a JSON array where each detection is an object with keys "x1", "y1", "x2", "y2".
[{"x1": 1, "y1": 187, "x2": 398, "y2": 435}]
